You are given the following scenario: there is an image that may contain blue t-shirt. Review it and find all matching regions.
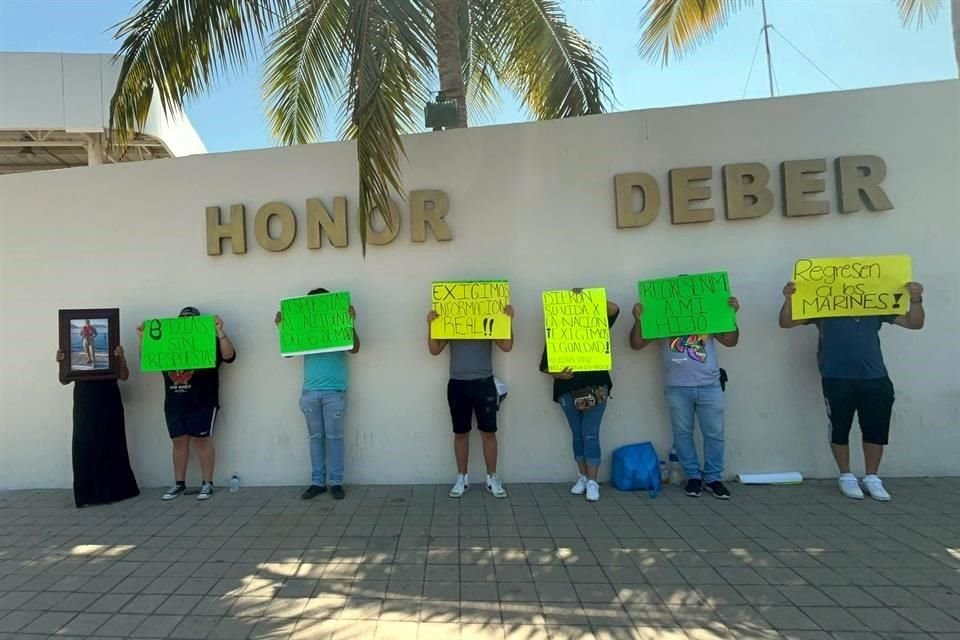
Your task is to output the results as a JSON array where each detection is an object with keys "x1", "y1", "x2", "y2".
[
  {"x1": 303, "y1": 351, "x2": 348, "y2": 391},
  {"x1": 815, "y1": 316, "x2": 894, "y2": 380},
  {"x1": 661, "y1": 335, "x2": 720, "y2": 387}
]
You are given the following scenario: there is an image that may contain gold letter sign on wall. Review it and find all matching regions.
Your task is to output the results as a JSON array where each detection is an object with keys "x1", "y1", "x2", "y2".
[
  {"x1": 723, "y1": 163, "x2": 773, "y2": 220},
  {"x1": 307, "y1": 197, "x2": 348, "y2": 248},
  {"x1": 410, "y1": 190, "x2": 453, "y2": 242},
  {"x1": 835, "y1": 155, "x2": 893, "y2": 213},
  {"x1": 782, "y1": 159, "x2": 829, "y2": 217},
  {"x1": 206, "y1": 205, "x2": 247, "y2": 255},
  {"x1": 669, "y1": 167, "x2": 715, "y2": 224},
  {"x1": 614, "y1": 173, "x2": 660, "y2": 228},
  {"x1": 255, "y1": 202, "x2": 297, "y2": 251}
]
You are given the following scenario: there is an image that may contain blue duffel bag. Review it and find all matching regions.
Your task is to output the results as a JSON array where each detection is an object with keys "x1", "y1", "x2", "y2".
[{"x1": 611, "y1": 442, "x2": 661, "y2": 497}]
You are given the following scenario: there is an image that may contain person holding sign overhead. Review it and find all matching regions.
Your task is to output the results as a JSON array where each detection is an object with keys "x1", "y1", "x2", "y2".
[
  {"x1": 138, "y1": 307, "x2": 236, "y2": 501},
  {"x1": 779, "y1": 277, "x2": 925, "y2": 502},
  {"x1": 540, "y1": 289, "x2": 619, "y2": 502},
  {"x1": 427, "y1": 290, "x2": 515, "y2": 499},
  {"x1": 275, "y1": 288, "x2": 360, "y2": 501},
  {"x1": 630, "y1": 280, "x2": 740, "y2": 500}
]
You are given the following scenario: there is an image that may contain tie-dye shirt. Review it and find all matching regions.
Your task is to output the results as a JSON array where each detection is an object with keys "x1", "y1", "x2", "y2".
[{"x1": 660, "y1": 335, "x2": 720, "y2": 387}]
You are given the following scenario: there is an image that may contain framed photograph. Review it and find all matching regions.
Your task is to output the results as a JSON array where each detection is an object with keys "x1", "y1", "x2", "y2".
[{"x1": 58, "y1": 308, "x2": 120, "y2": 382}]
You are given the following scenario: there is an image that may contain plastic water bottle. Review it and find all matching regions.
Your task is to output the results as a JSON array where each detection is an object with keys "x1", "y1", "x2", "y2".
[
  {"x1": 668, "y1": 449, "x2": 683, "y2": 485},
  {"x1": 229, "y1": 474, "x2": 240, "y2": 493},
  {"x1": 660, "y1": 459, "x2": 670, "y2": 484}
]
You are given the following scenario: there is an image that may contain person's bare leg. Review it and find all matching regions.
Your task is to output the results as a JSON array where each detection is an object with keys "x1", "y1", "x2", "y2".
[
  {"x1": 577, "y1": 461, "x2": 588, "y2": 477},
  {"x1": 481, "y1": 432, "x2": 498, "y2": 474},
  {"x1": 863, "y1": 442, "x2": 884, "y2": 476},
  {"x1": 830, "y1": 443, "x2": 851, "y2": 474},
  {"x1": 172, "y1": 436, "x2": 190, "y2": 482},
  {"x1": 585, "y1": 464, "x2": 599, "y2": 481},
  {"x1": 194, "y1": 437, "x2": 216, "y2": 482},
  {"x1": 454, "y1": 433, "x2": 470, "y2": 475}
]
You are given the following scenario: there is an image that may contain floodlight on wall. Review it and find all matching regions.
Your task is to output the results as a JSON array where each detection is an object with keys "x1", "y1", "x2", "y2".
[{"x1": 424, "y1": 92, "x2": 458, "y2": 130}]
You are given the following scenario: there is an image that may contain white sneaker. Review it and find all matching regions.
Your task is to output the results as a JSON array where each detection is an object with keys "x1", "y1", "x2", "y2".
[
  {"x1": 448, "y1": 475, "x2": 469, "y2": 498},
  {"x1": 862, "y1": 475, "x2": 891, "y2": 502},
  {"x1": 585, "y1": 480, "x2": 600, "y2": 503},
  {"x1": 197, "y1": 481, "x2": 214, "y2": 501},
  {"x1": 571, "y1": 475, "x2": 588, "y2": 495},
  {"x1": 838, "y1": 473, "x2": 864, "y2": 500},
  {"x1": 485, "y1": 474, "x2": 507, "y2": 498}
]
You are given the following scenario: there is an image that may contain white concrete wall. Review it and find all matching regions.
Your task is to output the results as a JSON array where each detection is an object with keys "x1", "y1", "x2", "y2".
[
  {"x1": 0, "y1": 52, "x2": 206, "y2": 156},
  {"x1": 1, "y1": 81, "x2": 958, "y2": 490}
]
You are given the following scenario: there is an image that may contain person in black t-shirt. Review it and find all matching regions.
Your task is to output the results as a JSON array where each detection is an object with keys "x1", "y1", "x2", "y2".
[
  {"x1": 137, "y1": 306, "x2": 236, "y2": 501},
  {"x1": 540, "y1": 290, "x2": 619, "y2": 503}
]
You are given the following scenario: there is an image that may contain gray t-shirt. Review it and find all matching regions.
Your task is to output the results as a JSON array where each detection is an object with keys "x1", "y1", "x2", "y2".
[
  {"x1": 660, "y1": 335, "x2": 720, "y2": 387},
  {"x1": 449, "y1": 341, "x2": 493, "y2": 380}
]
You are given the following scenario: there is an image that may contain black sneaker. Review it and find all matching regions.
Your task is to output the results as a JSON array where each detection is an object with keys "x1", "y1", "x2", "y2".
[
  {"x1": 684, "y1": 479, "x2": 703, "y2": 497},
  {"x1": 197, "y1": 481, "x2": 214, "y2": 501},
  {"x1": 301, "y1": 485, "x2": 327, "y2": 500},
  {"x1": 705, "y1": 481, "x2": 731, "y2": 500},
  {"x1": 162, "y1": 484, "x2": 186, "y2": 501},
  {"x1": 331, "y1": 485, "x2": 346, "y2": 500}
]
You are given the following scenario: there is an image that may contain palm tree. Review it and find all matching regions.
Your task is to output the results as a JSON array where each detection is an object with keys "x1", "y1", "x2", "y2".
[
  {"x1": 638, "y1": 0, "x2": 958, "y2": 76},
  {"x1": 109, "y1": 0, "x2": 612, "y2": 249}
]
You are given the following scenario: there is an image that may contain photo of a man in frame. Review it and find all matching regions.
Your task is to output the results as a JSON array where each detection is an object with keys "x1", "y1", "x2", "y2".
[{"x1": 70, "y1": 319, "x2": 109, "y2": 371}]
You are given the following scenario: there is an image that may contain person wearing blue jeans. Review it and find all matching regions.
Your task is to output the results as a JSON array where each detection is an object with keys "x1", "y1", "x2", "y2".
[
  {"x1": 630, "y1": 296, "x2": 740, "y2": 499},
  {"x1": 275, "y1": 288, "x2": 360, "y2": 501},
  {"x1": 540, "y1": 290, "x2": 619, "y2": 502}
]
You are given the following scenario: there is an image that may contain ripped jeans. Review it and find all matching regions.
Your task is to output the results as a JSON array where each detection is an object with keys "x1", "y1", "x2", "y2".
[
  {"x1": 299, "y1": 390, "x2": 346, "y2": 486},
  {"x1": 558, "y1": 392, "x2": 606, "y2": 467}
]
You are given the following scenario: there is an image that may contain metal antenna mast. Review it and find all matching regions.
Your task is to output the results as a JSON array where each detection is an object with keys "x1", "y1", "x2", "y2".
[{"x1": 761, "y1": 0, "x2": 775, "y2": 97}]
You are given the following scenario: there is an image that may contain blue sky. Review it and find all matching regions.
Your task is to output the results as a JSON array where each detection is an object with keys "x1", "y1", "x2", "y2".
[{"x1": 1, "y1": 0, "x2": 955, "y2": 153}]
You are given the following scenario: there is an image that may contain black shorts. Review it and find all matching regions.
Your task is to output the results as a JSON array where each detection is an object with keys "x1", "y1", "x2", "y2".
[
  {"x1": 448, "y1": 377, "x2": 498, "y2": 434},
  {"x1": 166, "y1": 406, "x2": 219, "y2": 439},
  {"x1": 822, "y1": 377, "x2": 894, "y2": 446}
]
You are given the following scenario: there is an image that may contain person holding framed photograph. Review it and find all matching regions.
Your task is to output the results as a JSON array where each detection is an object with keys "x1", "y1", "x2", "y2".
[{"x1": 56, "y1": 345, "x2": 140, "y2": 508}]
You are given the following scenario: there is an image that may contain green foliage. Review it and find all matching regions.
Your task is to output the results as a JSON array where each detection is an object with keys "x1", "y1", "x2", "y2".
[{"x1": 110, "y1": 0, "x2": 613, "y2": 252}]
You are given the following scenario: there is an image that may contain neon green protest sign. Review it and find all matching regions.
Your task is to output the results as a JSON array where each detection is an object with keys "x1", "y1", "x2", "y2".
[
  {"x1": 279, "y1": 292, "x2": 354, "y2": 356},
  {"x1": 140, "y1": 315, "x2": 217, "y2": 372}
]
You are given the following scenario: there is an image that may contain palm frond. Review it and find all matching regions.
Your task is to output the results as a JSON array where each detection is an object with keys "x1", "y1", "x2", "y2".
[
  {"x1": 638, "y1": 0, "x2": 751, "y2": 66},
  {"x1": 109, "y1": 0, "x2": 289, "y2": 145},
  {"x1": 894, "y1": 0, "x2": 942, "y2": 27},
  {"x1": 262, "y1": 0, "x2": 350, "y2": 144},
  {"x1": 497, "y1": 0, "x2": 613, "y2": 119},
  {"x1": 460, "y1": 0, "x2": 505, "y2": 124},
  {"x1": 341, "y1": 0, "x2": 435, "y2": 252}
]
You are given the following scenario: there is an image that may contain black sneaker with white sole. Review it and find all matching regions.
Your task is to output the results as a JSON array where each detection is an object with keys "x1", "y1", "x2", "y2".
[
  {"x1": 684, "y1": 479, "x2": 703, "y2": 497},
  {"x1": 705, "y1": 481, "x2": 731, "y2": 500},
  {"x1": 197, "y1": 481, "x2": 214, "y2": 501},
  {"x1": 162, "y1": 484, "x2": 186, "y2": 501}
]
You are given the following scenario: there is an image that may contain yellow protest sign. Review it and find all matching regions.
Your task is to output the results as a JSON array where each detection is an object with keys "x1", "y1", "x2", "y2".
[
  {"x1": 431, "y1": 280, "x2": 511, "y2": 339},
  {"x1": 543, "y1": 288, "x2": 612, "y2": 373},
  {"x1": 792, "y1": 255, "x2": 912, "y2": 320}
]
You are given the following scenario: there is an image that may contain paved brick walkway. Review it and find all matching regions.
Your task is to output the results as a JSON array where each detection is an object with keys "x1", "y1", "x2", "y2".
[{"x1": 1, "y1": 480, "x2": 958, "y2": 639}]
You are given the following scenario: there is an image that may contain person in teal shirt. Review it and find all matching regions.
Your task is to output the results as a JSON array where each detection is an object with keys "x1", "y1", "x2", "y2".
[{"x1": 275, "y1": 288, "x2": 360, "y2": 500}]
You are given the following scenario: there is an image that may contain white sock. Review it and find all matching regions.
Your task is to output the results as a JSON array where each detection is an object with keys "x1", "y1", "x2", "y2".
[{"x1": 839, "y1": 472, "x2": 856, "y2": 479}]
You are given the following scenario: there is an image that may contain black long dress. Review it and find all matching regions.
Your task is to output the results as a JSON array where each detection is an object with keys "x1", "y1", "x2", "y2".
[{"x1": 72, "y1": 380, "x2": 140, "y2": 508}]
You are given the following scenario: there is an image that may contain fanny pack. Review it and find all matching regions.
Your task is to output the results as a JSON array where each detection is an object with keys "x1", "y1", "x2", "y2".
[{"x1": 571, "y1": 385, "x2": 608, "y2": 411}]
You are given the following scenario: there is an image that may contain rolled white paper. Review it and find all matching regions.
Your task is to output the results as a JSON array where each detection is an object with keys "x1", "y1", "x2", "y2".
[{"x1": 737, "y1": 472, "x2": 804, "y2": 485}]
